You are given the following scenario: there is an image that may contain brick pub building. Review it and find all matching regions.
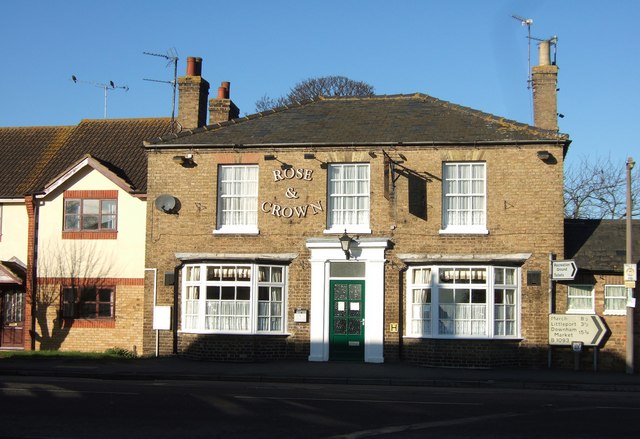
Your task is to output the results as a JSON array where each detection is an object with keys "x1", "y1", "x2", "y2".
[{"x1": 143, "y1": 45, "x2": 573, "y2": 368}]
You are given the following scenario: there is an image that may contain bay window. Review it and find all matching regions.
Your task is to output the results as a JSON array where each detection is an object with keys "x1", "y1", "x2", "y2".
[
  {"x1": 407, "y1": 265, "x2": 519, "y2": 338},
  {"x1": 182, "y1": 263, "x2": 286, "y2": 334}
]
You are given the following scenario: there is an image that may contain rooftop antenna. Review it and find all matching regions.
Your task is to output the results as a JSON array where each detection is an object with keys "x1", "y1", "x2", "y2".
[
  {"x1": 143, "y1": 48, "x2": 179, "y2": 132},
  {"x1": 71, "y1": 76, "x2": 129, "y2": 118},
  {"x1": 511, "y1": 14, "x2": 534, "y2": 90}
]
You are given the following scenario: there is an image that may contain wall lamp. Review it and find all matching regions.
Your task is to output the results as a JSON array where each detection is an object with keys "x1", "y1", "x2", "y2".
[
  {"x1": 173, "y1": 154, "x2": 196, "y2": 167},
  {"x1": 264, "y1": 154, "x2": 292, "y2": 169},
  {"x1": 339, "y1": 230, "x2": 352, "y2": 260},
  {"x1": 536, "y1": 150, "x2": 551, "y2": 161}
]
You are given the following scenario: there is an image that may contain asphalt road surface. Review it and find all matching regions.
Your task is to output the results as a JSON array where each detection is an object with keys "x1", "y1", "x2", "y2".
[{"x1": 0, "y1": 376, "x2": 639, "y2": 438}]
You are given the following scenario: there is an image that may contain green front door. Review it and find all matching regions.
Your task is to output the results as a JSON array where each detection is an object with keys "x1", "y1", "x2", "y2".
[{"x1": 329, "y1": 280, "x2": 365, "y2": 361}]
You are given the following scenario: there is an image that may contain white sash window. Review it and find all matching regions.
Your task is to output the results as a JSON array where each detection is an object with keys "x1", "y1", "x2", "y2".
[
  {"x1": 327, "y1": 163, "x2": 370, "y2": 233},
  {"x1": 441, "y1": 162, "x2": 487, "y2": 234},
  {"x1": 216, "y1": 165, "x2": 259, "y2": 234}
]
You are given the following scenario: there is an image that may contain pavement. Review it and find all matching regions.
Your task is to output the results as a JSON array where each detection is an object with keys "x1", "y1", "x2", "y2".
[{"x1": 2, "y1": 355, "x2": 640, "y2": 392}]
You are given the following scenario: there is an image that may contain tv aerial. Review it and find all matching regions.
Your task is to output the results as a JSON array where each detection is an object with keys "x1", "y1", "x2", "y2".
[
  {"x1": 71, "y1": 76, "x2": 129, "y2": 118},
  {"x1": 511, "y1": 14, "x2": 534, "y2": 90},
  {"x1": 143, "y1": 48, "x2": 179, "y2": 132}
]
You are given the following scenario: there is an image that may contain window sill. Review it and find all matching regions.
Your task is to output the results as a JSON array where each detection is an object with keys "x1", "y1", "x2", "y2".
[
  {"x1": 403, "y1": 335, "x2": 522, "y2": 341},
  {"x1": 324, "y1": 227, "x2": 372, "y2": 235},
  {"x1": 178, "y1": 330, "x2": 290, "y2": 336},
  {"x1": 604, "y1": 311, "x2": 626, "y2": 316},
  {"x1": 439, "y1": 227, "x2": 488, "y2": 235},
  {"x1": 62, "y1": 231, "x2": 117, "y2": 240},
  {"x1": 61, "y1": 318, "x2": 116, "y2": 328},
  {"x1": 213, "y1": 227, "x2": 260, "y2": 235},
  {"x1": 565, "y1": 310, "x2": 595, "y2": 315}
]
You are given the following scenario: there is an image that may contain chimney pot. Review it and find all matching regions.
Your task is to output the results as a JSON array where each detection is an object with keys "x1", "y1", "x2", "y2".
[
  {"x1": 186, "y1": 56, "x2": 202, "y2": 76},
  {"x1": 538, "y1": 40, "x2": 551, "y2": 66},
  {"x1": 222, "y1": 81, "x2": 230, "y2": 98},
  {"x1": 217, "y1": 86, "x2": 226, "y2": 99}
]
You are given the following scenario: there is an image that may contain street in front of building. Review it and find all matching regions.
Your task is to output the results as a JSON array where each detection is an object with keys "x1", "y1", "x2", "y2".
[{"x1": 0, "y1": 375, "x2": 638, "y2": 438}]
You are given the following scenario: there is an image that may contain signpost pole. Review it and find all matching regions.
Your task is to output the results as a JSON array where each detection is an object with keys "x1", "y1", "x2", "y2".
[
  {"x1": 548, "y1": 253, "x2": 555, "y2": 369},
  {"x1": 626, "y1": 157, "x2": 635, "y2": 375}
]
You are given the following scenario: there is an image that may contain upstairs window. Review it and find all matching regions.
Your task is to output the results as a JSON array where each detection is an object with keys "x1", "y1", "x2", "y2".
[
  {"x1": 64, "y1": 199, "x2": 117, "y2": 231},
  {"x1": 63, "y1": 191, "x2": 118, "y2": 239},
  {"x1": 216, "y1": 165, "x2": 259, "y2": 234},
  {"x1": 441, "y1": 162, "x2": 486, "y2": 234},
  {"x1": 327, "y1": 163, "x2": 370, "y2": 233}
]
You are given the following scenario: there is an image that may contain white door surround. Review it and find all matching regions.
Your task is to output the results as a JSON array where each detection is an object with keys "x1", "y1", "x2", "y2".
[{"x1": 306, "y1": 237, "x2": 389, "y2": 363}]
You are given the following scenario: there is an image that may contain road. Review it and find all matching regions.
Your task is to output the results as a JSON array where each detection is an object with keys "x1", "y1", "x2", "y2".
[{"x1": 0, "y1": 376, "x2": 639, "y2": 438}]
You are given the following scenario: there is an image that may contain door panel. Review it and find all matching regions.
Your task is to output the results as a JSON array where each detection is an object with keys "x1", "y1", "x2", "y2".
[
  {"x1": 330, "y1": 280, "x2": 364, "y2": 361},
  {"x1": 1, "y1": 290, "x2": 25, "y2": 348}
]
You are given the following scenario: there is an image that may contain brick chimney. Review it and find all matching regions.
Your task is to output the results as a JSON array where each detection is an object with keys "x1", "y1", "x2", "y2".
[
  {"x1": 532, "y1": 40, "x2": 559, "y2": 131},
  {"x1": 209, "y1": 81, "x2": 240, "y2": 124},
  {"x1": 177, "y1": 57, "x2": 210, "y2": 130}
]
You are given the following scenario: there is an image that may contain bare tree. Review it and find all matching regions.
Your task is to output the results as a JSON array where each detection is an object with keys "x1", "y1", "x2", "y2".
[
  {"x1": 30, "y1": 240, "x2": 117, "y2": 350},
  {"x1": 564, "y1": 155, "x2": 639, "y2": 219},
  {"x1": 255, "y1": 76, "x2": 375, "y2": 112}
]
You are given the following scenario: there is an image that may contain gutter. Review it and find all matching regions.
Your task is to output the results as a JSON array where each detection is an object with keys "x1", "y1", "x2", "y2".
[{"x1": 144, "y1": 139, "x2": 570, "y2": 149}]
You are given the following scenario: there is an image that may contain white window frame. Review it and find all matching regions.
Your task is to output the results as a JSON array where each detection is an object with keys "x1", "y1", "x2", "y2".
[
  {"x1": 604, "y1": 284, "x2": 627, "y2": 315},
  {"x1": 440, "y1": 162, "x2": 487, "y2": 235},
  {"x1": 406, "y1": 265, "x2": 520, "y2": 339},
  {"x1": 567, "y1": 284, "x2": 595, "y2": 314},
  {"x1": 180, "y1": 263, "x2": 287, "y2": 334},
  {"x1": 325, "y1": 163, "x2": 371, "y2": 234},
  {"x1": 215, "y1": 165, "x2": 259, "y2": 234}
]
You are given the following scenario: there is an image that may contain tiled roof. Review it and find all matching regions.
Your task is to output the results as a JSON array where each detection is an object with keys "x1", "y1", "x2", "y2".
[
  {"x1": 565, "y1": 219, "x2": 640, "y2": 273},
  {"x1": 0, "y1": 126, "x2": 74, "y2": 197},
  {"x1": 36, "y1": 118, "x2": 171, "y2": 194},
  {"x1": 147, "y1": 94, "x2": 570, "y2": 147},
  {"x1": 0, "y1": 118, "x2": 171, "y2": 197}
]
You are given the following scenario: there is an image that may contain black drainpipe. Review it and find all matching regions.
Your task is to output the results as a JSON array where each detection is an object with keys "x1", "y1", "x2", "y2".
[{"x1": 172, "y1": 262, "x2": 185, "y2": 355}]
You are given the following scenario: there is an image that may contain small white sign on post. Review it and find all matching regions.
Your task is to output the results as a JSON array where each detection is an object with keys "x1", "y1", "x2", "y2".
[
  {"x1": 552, "y1": 260, "x2": 577, "y2": 280},
  {"x1": 624, "y1": 264, "x2": 637, "y2": 282}
]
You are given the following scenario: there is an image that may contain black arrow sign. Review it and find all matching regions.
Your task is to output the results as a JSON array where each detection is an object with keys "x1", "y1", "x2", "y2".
[{"x1": 590, "y1": 315, "x2": 604, "y2": 345}]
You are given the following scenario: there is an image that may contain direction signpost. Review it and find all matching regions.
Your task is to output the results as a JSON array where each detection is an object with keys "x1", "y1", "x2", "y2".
[
  {"x1": 552, "y1": 260, "x2": 577, "y2": 280},
  {"x1": 548, "y1": 314, "x2": 608, "y2": 346}
]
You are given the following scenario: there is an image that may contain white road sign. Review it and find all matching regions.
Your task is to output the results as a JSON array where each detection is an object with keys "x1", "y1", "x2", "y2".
[
  {"x1": 548, "y1": 314, "x2": 608, "y2": 346},
  {"x1": 624, "y1": 264, "x2": 637, "y2": 282},
  {"x1": 552, "y1": 260, "x2": 577, "y2": 280}
]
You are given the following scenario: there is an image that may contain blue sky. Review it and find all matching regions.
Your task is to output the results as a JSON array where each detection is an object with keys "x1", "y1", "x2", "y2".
[{"x1": 1, "y1": 0, "x2": 637, "y2": 169}]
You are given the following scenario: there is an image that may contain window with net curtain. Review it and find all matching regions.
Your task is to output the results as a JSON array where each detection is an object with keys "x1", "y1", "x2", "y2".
[
  {"x1": 567, "y1": 285, "x2": 595, "y2": 313},
  {"x1": 408, "y1": 266, "x2": 518, "y2": 338},
  {"x1": 182, "y1": 263, "x2": 285, "y2": 334},
  {"x1": 216, "y1": 165, "x2": 259, "y2": 233},
  {"x1": 604, "y1": 285, "x2": 627, "y2": 315},
  {"x1": 327, "y1": 163, "x2": 370, "y2": 232},
  {"x1": 442, "y1": 162, "x2": 486, "y2": 233}
]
